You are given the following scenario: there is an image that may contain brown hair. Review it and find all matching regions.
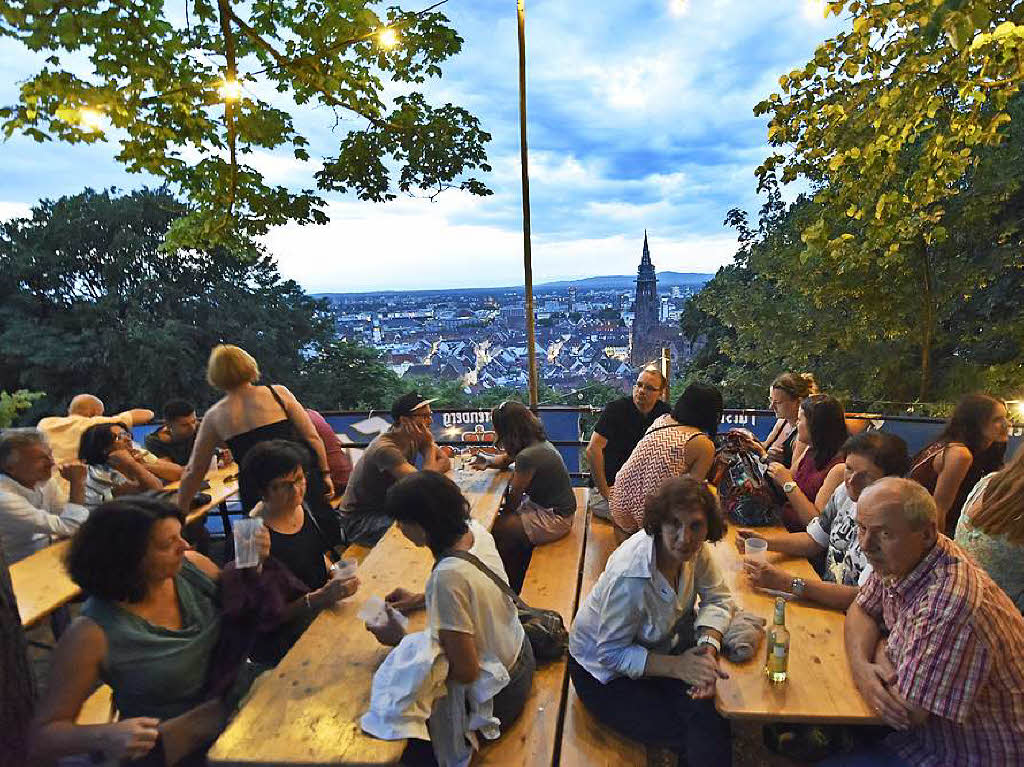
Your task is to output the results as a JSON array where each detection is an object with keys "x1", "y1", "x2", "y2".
[
  {"x1": 642, "y1": 476, "x2": 725, "y2": 542},
  {"x1": 771, "y1": 372, "x2": 818, "y2": 400},
  {"x1": 491, "y1": 401, "x2": 546, "y2": 457},
  {"x1": 968, "y1": 444, "x2": 1024, "y2": 544}
]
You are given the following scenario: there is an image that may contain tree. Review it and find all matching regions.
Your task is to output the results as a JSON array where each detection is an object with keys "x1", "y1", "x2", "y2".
[
  {"x1": 0, "y1": 187, "x2": 335, "y2": 415},
  {"x1": 756, "y1": 0, "x2": 1024, "y2": 398},
  {"x1": 0, "y1": 0, "x2": 492, "y2": 250},
  {"x1": 298, "y1": 340, "x2": 403, "y2": 410},
  {"x1": 0, "y1": 390, "x2": 44, "y2": 428}
]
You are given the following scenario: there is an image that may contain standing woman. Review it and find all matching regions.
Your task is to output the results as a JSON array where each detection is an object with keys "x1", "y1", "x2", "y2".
[
  {"x1": 767, "y1": 394, "x2": 848, "y2": 532},
  {"x1": 569, "y1": 477, "x2": 733, "y2": 765},
  {"x1": 176, "y1": 346, "x2": 336, "y2": 533},
  {"x1": 476, "y1": 401, "x2": 576, "y2": 593},
  {"x1": 910, "y1": 393, "x2": 1009, "y2": 536},
  {"x1": 610, "y1": 383, "x2": 723, "y2": 538},
  {"x1": 742, "y1": 372, "x2": 818, "y2": 466}
]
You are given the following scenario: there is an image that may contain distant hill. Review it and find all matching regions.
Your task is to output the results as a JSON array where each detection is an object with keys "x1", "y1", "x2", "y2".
[{"x1": 314, "y1": 271, "x2": 713, "y2": 300}]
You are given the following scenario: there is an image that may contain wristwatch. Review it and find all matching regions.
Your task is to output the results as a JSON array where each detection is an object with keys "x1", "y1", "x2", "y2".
[
  {"x1": 697, "y1": 635, "x2": 722, "y2": 654},
  {"x1": 791, "y1": 577, "x2": 806, "y2": 598},
  {"x1": 782, "y1": 480, "x2": 797, "y2": 495}
]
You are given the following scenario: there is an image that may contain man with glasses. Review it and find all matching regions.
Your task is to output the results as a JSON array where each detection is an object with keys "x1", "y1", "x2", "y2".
[
  {"x1": 338, "y1": 392, "x2": 451, "y2": 546},
  {"x1": 585, "y1": 367, "x2": 669, "y2": 520}
]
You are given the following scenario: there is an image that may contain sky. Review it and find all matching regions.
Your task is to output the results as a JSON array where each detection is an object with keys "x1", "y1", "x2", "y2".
[{"x1": 0, "y1": 0, "x2": 844, "y2": 293}]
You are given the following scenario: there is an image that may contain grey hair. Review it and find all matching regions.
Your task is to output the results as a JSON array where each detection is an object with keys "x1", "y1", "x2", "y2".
[
  {"x1": 639, "y1": 365, "x2": 668, "y2": 389},
  {"x1": 874, "y1": 477, "x2": 937, "y2": 530},
  {"x1": 0, "y1": 428, "x2": 48, "y2": 471}
]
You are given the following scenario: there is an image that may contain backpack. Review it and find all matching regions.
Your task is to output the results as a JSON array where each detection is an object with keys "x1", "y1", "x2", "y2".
[{"x1": 711, "y1": 433, "x2": 782, "y2": 526}]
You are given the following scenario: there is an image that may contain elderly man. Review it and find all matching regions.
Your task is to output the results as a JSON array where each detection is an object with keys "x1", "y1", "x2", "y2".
[
  {"x1": 37, "y1": 394, "x2": 154, "y2": 466},
  {"x1": 338, "y1": 392, "x2": 451, "y2": 546},
  {"x1": 0, "y1": 430, "x2": 89, "y2": 563},
  {"x1": 826, "y1": 478, "x2": 1024, "y2": 766},
  {"x1": 585, "y1": 366, "x2": 670, "y2": 520}
]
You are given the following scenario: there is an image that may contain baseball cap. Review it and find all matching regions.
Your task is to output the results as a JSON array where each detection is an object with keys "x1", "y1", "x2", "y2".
[{"x1": 391, "y1": 392, "x2": 437, "y2": 421}]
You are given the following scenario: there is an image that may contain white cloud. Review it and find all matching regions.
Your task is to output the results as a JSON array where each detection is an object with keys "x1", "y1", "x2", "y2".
[{"x1": 0, "y1": 201, "x2": 32, "y2": 221}]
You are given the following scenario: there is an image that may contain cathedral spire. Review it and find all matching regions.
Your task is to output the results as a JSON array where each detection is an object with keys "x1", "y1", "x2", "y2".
[{"x1": 641, "y1": 229, "x2": 651, "y2": 265}]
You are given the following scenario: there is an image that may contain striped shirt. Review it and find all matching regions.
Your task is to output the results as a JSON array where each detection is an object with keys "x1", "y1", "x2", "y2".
[{"x1": 855, "y1": 536, "x2": 1024, "y2": 766}]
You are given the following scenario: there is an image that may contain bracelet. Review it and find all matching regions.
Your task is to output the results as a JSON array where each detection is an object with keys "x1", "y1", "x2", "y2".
[
  {"x1": 697, "y1": 635, "x2": 722, "y2": 654},
  {"x1": 304, "y1": 593, "x2": 312, "y2": 610}
]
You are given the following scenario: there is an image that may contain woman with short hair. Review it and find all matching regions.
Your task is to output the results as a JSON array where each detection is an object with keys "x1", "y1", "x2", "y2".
[
  {"x1": 365, "y1": 472, "x2": 535, "y2": 762},
  {"x1": 569, "y1": 476, "x2": 733, "y2": 764},
  {"x1": 610, "y1": 382, "x2": 723, "y2": 537},
  {"x1": 78, "y1": 422, "x2": 163, "y2": 506},
  {"x1": 910, "y1": 393, "x2": 1010, "y2": 535},
  {"x1": 32, "y1": 497, "x2": 269, "y2": 765},
  {"x1": 476, "y1": 401, "x2": 576, "y2": 593}
]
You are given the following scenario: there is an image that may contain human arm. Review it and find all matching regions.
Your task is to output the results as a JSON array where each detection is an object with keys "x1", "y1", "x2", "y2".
[
  {"x1": 814, "y1": 463, "x2": 845, "y2": 511},
  {"x1": 767, "y1": 462, "x2": 823, "y2": 527},
  {"x1": 31, "y1": 618, "x2": 160, "y2": 761},
  {"x1": 585, "y1": 431, "x2": 611, "y2": 499},
  {"x1": 1, "y1": 475, "x2": 89, "y2": 539},
  {"x1": 439, "y1": 629, "x2": 480, "y2": 684},
  {"x1": 932, "y1": 445, "x2": 973, "y2": 532},
  {"x1": 137, "y1": 456, "x2": 183, "y2": 482},
  {"x1": 106, "y1": 450, "x2": 164, "y2": 493},
  {"x1": 472, "y1": 451, "x2": 512, "y2": 470},
  {"x1": 423, "y1": 443, "x2": 451, "y2": 473},
  {"x1": 735, "y1": 529, "x2": 824, "y2": 559},
  {"x1": 273, "y1": 386, "x2": 333, "y2": 494},
  {"x1": 385, "y1": 587, "x2": 426, "y2": 613},
  {"x1": 742, "y1": 559, "x2": 860, "y2": 610},
  {"x1": 57, "y1": 461, "x2": 87, "y2": 507},
  {"x1": 684, "y1": 435, "x2": 716, "y2": 482},
  {"x1": 176, "y1": 415, "x2": 220, "y2": 515},
  {"x1": 114, "y1": 408, "x2": 155, "y2": 426},
  {"x1": 502, "y1": 464, "x2": 535, "y2": 514},
  {"x1": 282, "y1": 576, "x2": 360, "y2": 622}
]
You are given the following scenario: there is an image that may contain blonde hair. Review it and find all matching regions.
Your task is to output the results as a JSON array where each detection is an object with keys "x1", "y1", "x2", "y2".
[
  {"x1": 771, "y1": 372, "x2": 818, "y2": 401},
  {"x1": 207, "y1": 344, "x2": 260, "y2": 390},
  {"x1": 969, "y1": 445, "x2": 1024, "y2": 545}
]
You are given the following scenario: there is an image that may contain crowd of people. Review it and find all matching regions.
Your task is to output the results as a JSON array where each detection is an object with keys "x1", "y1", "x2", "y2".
[{"x1": 2, "y1": 348, "x2": 1023, "y2": 766}]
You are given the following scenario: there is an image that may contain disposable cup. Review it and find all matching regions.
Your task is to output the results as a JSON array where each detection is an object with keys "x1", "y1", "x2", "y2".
[
  {"x1": 232, "y1": 518, "x2": 263, "y2": 569},
  {"x1": 744, "y1": 537, "x2": 768, "y2": 562},
  {"x1": 331, "y1": 558, "x2": 358, "y2": 581}
]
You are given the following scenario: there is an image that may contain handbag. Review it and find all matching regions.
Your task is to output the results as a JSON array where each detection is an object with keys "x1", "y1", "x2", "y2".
[
  {"x1": 441, "y1": 549, "x2": 568, "y2": 662},
  {"x1": 711, "y1": 433, "x2": 782, "y2": 526}
]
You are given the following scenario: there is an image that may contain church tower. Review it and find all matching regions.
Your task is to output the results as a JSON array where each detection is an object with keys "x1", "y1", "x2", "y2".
[{"x1": 629, "y1": 231, "x2": 660, "y2": 365}]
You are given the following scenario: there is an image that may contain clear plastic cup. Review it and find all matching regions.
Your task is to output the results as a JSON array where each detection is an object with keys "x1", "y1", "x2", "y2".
[
  {"x1": 744, "y1": 537, "x2": 768, "y2": 562},
  {"x1": 358, "y1": 596, "x2": 408, "y2": 629},
  {"x1": 232, "y1": 518, "x2": 263, "y2": 569}
]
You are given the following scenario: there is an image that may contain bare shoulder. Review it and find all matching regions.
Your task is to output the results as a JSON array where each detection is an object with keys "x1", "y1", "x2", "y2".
[
  {"x1": 60, "y1": 615, "x2": 108, "y2": 656},
  {"x1": 941, "y1": 443, "x2": 974, "y2": 471},
  {"x1": 824, "y1": 461, "x2": 846, "y2": 484}
]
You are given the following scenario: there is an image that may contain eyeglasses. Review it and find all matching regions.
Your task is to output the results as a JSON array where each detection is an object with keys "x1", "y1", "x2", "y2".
[
  {"x1": 634, "y1": 382, "x2": 661, "y2": 393},
  {"x1": 269, "y1": 474, "x2": 305, "y2": 493}
]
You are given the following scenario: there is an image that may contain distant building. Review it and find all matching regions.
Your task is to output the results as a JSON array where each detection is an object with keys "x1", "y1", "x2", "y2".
[
  {"x1": 630, "y1": 232, "x2": 661, "y2": 365},
  {"x1": 567, "y1": 286, "x2": 577, "y2": 313}
]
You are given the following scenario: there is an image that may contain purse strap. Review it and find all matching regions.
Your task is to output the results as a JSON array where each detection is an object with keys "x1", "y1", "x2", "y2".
[
  {"x1": 440, "y1": 549, "x2": 528, "y2": 611},
  {"x1": 264, "y1": 384, "x2": 321, "y2": 467}
]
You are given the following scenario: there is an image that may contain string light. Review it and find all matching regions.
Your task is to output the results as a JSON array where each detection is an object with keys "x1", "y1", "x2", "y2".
[
  {"x1": 378, "y1": 27, "x2": 399, "y2": 49},
  {"x1": 218, "y1": 79, "x2": 243, "y2": 101},
  {"x1": 79, "y1": 108, "x2": 104, "y2": 132}
]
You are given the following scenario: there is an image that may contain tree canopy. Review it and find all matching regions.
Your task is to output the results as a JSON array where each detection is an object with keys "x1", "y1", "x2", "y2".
[{"x1": 0, "y1": 0, "x2": 492, "y2": 251}]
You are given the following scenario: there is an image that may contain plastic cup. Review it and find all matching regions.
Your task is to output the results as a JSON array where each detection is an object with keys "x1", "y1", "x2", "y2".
[
  {"x1": 232, "y1": 518, "x2": 263, "y2": 569},
  {"x1": 331, "y1": 558, "x2": 358, "y2": 581},
  {"x1": 744, "y1": 537, "x2": 768, "y2": 562}
]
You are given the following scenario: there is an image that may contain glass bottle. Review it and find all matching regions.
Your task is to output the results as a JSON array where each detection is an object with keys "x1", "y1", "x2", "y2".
[{"x1": 765, "y1": 596, "x2": 790, "y2": 684}]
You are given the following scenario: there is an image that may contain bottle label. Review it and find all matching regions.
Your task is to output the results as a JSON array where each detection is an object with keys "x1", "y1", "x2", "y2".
[{"x1": 774, "y1": 644, "x2": 787, "y2": 658}]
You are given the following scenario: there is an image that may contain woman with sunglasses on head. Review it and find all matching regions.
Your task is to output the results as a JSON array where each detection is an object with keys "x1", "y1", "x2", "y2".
[
  {"x1": 734, "y1": 372, "x2": 818, "y2": 467},
  {"x1": 475, "y1": 401, "x2": 576, "y2": 593},
  {"x1": 78, "y1": 422, "x2": 164, "y2": 506}
]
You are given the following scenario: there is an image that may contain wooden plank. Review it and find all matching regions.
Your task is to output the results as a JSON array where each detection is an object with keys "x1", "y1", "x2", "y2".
[
  {"x1": 558, "y1": 517, "x2": 646, "y2": 767},
  {"x1": 11, "y1": 539, "x2": 75, "y2": 629},
  {"x1": 75, "y1": 684, "x2": 116, "y2": 725},
  {"x1": 208, "y1": 470, "x2": 511, "y2": 766},
  {"x1": 711, "y1": 526, "x2": 880, "y2": 724},
  {"x1": 474, "y1": 488, "x2": 589, "y2": 767}
]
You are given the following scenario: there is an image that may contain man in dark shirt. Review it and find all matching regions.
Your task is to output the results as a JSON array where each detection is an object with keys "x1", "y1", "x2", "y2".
[
  {"x1": 585, "y1": 367, "x2": 670, "y2": 519},
  {"x1": 144, "y1": 399, "x2": 199, "y2": 466}
]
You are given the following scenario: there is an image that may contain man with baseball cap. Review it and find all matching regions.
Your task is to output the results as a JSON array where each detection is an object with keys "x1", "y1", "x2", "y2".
[{"x1": 338, "y1": 392, "x2": 451, "y2": 546}]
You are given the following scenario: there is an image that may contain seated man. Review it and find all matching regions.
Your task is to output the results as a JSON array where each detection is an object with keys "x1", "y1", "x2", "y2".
[
  {"x1": 144, "y1": 399, "x2": 198, "y2": 467},
  {"x1": 37, "y1": 393, "x2": 154, "y2": 466},
  {"x1": 338, "y1": 392, "x2": 450, "y2": 546},
  {"x1": 0, "y1": 429, "x2": 89, "y2": 563},
  {"x1": 826, "y1": 478, "x2": 1024, "y2": 766},
  {"x1": 738, "y1": 432, "x2": 910, "y2": 610},
  {"x1": 585, "y1": 366, "x2": 670, "y2": 520}
]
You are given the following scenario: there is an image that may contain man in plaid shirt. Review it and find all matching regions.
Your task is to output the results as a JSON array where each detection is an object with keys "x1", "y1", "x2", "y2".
[{"x1": 825, "y1": 477, "x2": 1024, "y2": 766}]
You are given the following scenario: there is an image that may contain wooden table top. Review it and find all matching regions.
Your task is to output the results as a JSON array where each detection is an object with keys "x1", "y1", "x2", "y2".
[
  {"x1": 11, "y1": 465, "x2": 239, "y2": 629},
  {"x1": 711, "y1": 526, "x2": 879, "y2": 724},
  {"x1": 208, "y1": 469, "x2": 511, "y2": 766}
]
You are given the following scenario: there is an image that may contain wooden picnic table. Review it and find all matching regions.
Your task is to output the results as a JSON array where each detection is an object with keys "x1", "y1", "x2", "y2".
[
  {"x1": 208, "y1": 468, "x2": 511, "y2": 767},
  {"x1": 10, "y1": 465, "x2": 240, "y2": 629},
  {"x1": 711, "y1": 526, "x2": 879, "y2": 724}
]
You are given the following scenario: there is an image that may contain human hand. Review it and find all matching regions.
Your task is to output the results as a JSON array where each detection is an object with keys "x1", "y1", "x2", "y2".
[
  {"x1": 470, "y1": 453, "x2": 489, "y2": 471},
  {"x1": 105, "y1": 449, "x2": 138, "y2": 471},
  {"x1": 102, "y1": 717, "x2": 160, "y2": 760},
  {"x1": 766, "y1": 462, "x2": 793, "y2": 488},
  {"x1": 58, "y1": 460, "x2": 88, "y2": 486},
  {"x1": 743, "y1": 559, "x2": 790, "y2": 592},
  {"x1": 734, "y1": 529, "x2": 765, "y2": 554},
  {"x1": 675, "y1": 646, "x2": 729, "y2": 688},
  {"x1": 365, "y1": 604, "x2": 407, "y2": 646},
  {"x1": 322, "y1": 474, "x2": 335, "y2": 500},
  {"x1": 852, "y1": 659, "x2": 910, "y2": 730},
  {"x1": 315, "y1": 575, "x2": 360, "y2": 607},
  {"x1": 385, "y1": 587, "x2": 425, "y2": 614},
  {"x1": 254, "y1": 525, "x2": 271, "y2": 563}
]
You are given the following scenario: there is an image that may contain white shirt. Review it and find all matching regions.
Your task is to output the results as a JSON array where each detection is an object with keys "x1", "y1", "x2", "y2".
[
  {"x1": 0, "y1": 474, "x2": 90, "y2": 563},
  {"x1": 806, "y1": 484, "x2": 873, "y2": 587},
  {"x1": 569, "y1": 529, "x2": 734, "y2": 683},
  {"x1": 85, "y1": 465, "x2": 128, "y2": 507},
  {"x1": 425, "y1": 520, "x2": 526, "y2": 671}
]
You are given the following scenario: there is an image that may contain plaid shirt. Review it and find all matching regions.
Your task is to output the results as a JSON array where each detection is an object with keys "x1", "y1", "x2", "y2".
[{"x1": 856, "y1": 536, "x2": 1024, "y2": 767}]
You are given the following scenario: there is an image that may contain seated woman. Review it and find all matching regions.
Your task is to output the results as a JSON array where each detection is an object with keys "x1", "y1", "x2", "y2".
[
  {"x1": 366, "y1": 472, "x2": 535, "y2": 763},
  {"x1": 739, "y1": 432, "x2": 910, "y2": 610},
  {"x1": 910, "y1": 393, "x2": 1009, "y2": 536},
  {"x1": 955, "y1": 444, "x2": 1024, "y2": 612},
  {"x1": 737, "y1": 372, "x2": 817, "y2": 466},
  {"x1": 240, "y1": 440, "x2": 359, "y2": 664},
  {"x1": 610, "y1": 382, "x2": 722, "y2": 537},
  {"x1": 474, "y1": 401, "x2": 576, "y2": 593},
  {"x1": 767, "y1": 393, "x2": 848, "y2": 532},
  {"x1": 79, "y1": 422, "x2": 164, "y2": 506},
  {"x1": 569, "y1": 477, "x2": 734, "y2": 765},
  {"x1": 31, "y1": 497, "x2": 269, "y2": 766}
]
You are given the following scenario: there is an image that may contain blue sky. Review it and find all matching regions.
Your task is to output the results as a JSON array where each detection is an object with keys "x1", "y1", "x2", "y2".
[{"x1": 0, "y1": 1, "x2": 843, "y2": 293}]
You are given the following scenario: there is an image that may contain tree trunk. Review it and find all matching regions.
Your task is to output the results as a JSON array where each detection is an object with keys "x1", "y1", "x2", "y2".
[
  {"x1": 918, "y1": 244, "x2": 935, "y2": 402},
  {"x1": 0, "y1": 546, "x2": 35, "y2": 767}
]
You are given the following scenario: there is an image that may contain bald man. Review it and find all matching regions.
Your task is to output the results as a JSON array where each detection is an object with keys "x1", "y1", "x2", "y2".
[
  {"x1": 824, "y1": 478, "x2": 1024, "y2": 766},
  {"x1": 37, "y1": 395, "x2": 154, "y2": 467}
]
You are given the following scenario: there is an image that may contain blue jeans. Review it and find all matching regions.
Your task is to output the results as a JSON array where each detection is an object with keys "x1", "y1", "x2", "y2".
[{"x1": 818, "y1": 742, "x2": 909, "y2": 767}]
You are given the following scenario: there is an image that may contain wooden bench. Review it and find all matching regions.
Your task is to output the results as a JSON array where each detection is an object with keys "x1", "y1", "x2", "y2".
[
  {"x1": 474, "y1": 487, "x2": 589, "y2": 766},
  {"x1": 558, "y1": 517, "x2": 646, "y2": 766},
  {"x1": 75, "y1": 684, "x2": 116, "y2": 725}
]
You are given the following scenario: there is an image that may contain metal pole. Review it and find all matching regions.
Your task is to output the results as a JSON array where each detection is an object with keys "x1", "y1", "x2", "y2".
[
  {"x1": 517, "y1": 0, "x2": 539, "y2": 408},
  {"x1": 661, "y1": 347, "x2": 672, "y2": 403}
]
